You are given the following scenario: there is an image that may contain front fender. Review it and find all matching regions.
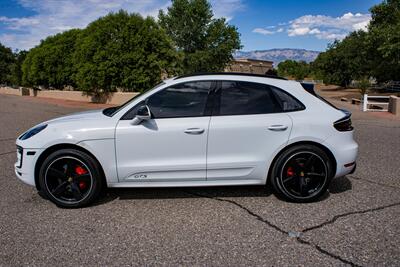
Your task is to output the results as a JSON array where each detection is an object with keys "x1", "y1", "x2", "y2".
[
  {"x1": 77, "y1": 139, "x2": 118, "y2": 183},
  {"x1": 16, "y1": 119, "x2": 116, "y2": 149}
]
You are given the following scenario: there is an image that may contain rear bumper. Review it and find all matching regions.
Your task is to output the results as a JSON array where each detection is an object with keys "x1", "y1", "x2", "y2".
[
  {"x1": 349, "y1": 163, "x2": 356, "y2": 174},
  {"x1": 323, "y1": 131, "x2": 358, "y2": 178}
]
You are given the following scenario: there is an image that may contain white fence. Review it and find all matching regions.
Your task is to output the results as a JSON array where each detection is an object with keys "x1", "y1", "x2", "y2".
[
  {"x1": 362, "y1": 94, "x2": 390, "y2": 112},
  {"x1": 371, "y1": 81, "x2": 400, "y2": 92}
]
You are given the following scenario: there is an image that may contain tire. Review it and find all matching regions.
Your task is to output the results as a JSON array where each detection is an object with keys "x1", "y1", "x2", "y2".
[
  {"x1": 38, "y1": 149, "x2": 104, "y2": 208},
  {"x1": 270, "y1": 144, "x2": 334, "y2": 203}
]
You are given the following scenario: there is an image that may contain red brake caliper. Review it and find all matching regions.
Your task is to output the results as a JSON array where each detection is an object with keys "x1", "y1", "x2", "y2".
[
  {"x1": 75, "y1": 166, "x2": 88, "y2": 189},
  {"x1": 287, "y1": 166, "x2": 294, "y2": 176}
]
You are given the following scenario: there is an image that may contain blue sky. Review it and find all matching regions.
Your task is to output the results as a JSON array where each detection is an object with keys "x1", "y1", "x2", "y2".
[{"x1": 0, "y1": 0, "x2": 382, "y2": 52}]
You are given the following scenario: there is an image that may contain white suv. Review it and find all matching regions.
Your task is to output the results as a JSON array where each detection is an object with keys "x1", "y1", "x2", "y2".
[{"x1": 15, "y1": 73, "x2": 358, "y2": 208}]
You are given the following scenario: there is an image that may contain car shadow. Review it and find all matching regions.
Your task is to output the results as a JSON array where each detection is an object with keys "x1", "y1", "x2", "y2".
[
  {"x1": 307, "y1": 175, "x2": 353, "y2": 202},
  {"x1": 329, "y1": 176, "x2": 352, "y2": 194},
  {"x1": 273, "y1": 175, "x2": 353, "y2": 203},
  {"x1": 94, "y1": 185, "x2": 273, "y2": 206},
  {"x1": 93, "y1": 176, "x2": 352, "y2": 206}
]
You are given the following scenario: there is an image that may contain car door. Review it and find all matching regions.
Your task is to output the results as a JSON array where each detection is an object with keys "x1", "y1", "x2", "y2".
[
  {"x1": 206, "y1": 80, "x2": 293, "y2": 182},
  {"x1": 115, "y1": 81, "x2": 214, "y2": 182}
]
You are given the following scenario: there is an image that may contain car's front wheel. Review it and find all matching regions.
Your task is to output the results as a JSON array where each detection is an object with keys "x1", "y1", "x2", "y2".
[
  {"x1": 38, "y1": 149, "x2": 104, "y2": 208},
  {"x1": 270, "y1": 144, "x2": 334, "y2": 202}
]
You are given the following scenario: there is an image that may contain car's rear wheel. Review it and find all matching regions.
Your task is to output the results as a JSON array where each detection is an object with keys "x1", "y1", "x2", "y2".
[
  {"x1": 270, "y1": 145, "x2": 333, "y2": 202},
  {"x1": 38, "y1": 149, "x2": 104, "y2": 208}
]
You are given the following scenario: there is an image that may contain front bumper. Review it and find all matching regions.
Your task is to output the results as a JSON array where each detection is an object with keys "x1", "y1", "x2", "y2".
[{"x1": 14, "y1": 147, "x2": 43, "y2": 187}]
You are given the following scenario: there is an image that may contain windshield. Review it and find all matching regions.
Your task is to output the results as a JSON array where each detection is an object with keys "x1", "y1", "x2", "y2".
[{"x1": 102, "y1": 82, "x2": 166, "y2": 117}]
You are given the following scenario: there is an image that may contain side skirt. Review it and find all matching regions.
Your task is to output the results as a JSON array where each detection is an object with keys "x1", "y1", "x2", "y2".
[{"x1": 107, "y1": 179, "x2": 265, "y2": 188}]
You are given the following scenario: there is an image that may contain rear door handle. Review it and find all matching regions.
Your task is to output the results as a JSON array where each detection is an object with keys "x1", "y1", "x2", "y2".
[
  {"x1": 184, "y1": 128, "x2": 205, "y2": 135},
  {"x1": 268, "y1": 125, "x2": 288, "y2": 131}
]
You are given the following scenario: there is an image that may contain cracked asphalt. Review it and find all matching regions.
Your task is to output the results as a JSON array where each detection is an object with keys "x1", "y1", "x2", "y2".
[{"x1": 1, "y1": 93, "x2": 400, "y2": 266}]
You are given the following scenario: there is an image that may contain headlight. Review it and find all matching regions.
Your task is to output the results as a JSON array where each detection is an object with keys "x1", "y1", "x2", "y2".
[{"x1": 19, "y1": 124, "x2": 48, "y2": 140}]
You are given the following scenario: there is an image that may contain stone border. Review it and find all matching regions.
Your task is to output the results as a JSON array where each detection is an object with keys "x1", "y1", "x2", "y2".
[
  {"x1": 0, "y1": 86, "x2": 138, "y2": 105},
  {"x1": 0, "y1": 87, "x2": 28, "y2": 96}
]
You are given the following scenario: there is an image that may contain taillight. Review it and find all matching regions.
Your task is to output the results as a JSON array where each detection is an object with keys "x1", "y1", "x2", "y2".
[{"x1": 334, "y1": 115, "x2": 353, "y2": 131}]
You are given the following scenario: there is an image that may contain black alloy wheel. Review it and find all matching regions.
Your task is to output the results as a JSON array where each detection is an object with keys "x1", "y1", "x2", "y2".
[
  {"x1": 39, "y1": 149, "x2": 103, "y2": 208},
  {"x1": 271, "y1": 145, "x2": 333, "y2": 202}
]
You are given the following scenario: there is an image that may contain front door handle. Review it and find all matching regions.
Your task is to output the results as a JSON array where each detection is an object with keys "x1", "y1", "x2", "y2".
[
  {"x1": 268, "y1": 125, "x2": 288, "y2": 131},
  {"x1": 184, "y1": 128, "x2": 205, "y2": 135}
]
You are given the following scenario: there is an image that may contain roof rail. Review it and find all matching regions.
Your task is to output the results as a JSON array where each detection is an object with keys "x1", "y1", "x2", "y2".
[{"x1": 174, "y1": 72, "x2": 287, "y2": 80}]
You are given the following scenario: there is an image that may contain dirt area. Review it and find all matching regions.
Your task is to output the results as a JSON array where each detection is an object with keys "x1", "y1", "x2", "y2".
[{"x1": 315, "y1": 84, "x2": 400, "y2": 101}]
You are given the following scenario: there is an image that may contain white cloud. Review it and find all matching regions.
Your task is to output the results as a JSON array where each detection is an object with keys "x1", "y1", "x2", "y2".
[
  {"x1": 0, "y1": 0, "x2": 243, "y2": 50},
  {"x1": 288, "y1": 27, "x2": 310, "y2": 36},
  {"x1": 286, "y1": 12, "x2": 371, "y2": 40},
  {"x1": 309, "y1": 28, "x2": 320, "y2": 34},
  {"x1": 210, "y1": 0, "x2": 244, "y2": 22},
  {"x1": 353, "y1": 20, "x2": 369, "y2": 31},
  {"x1": 254, "y1": 12, "x2": 371, "y2": 41},
  {"x1": 252, "y1": 25, "x2": 286, "y2": 36},
  {"x1": 0, "y1": 16, "x2": 40, "y2": 30},
  {"x1": 252, "y1": 28, "x2": 274, "y2": 35}
]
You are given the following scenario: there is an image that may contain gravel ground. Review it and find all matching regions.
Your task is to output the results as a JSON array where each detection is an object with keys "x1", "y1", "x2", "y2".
[{"x1": 0, "y1": 93, "x2": 399, "y2": 266}]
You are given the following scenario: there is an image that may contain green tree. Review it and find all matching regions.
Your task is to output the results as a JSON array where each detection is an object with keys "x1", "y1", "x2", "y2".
[
  {"x1": 158, "y1": 0, "x2": 241, "y2": 73},
  {"x1": 356, "y1": 77, "x2": 371, "y2": 95},
  {"x1": 22, "y1": 29, "x2": 81, "y2": 88},
  {"x1": 277, "y1": 60, "x2": 310, "y2": 80},
  {"x1": 265, "y1": 68, "x2": 278, "y2": 76},
  {"x1": 73, "y1": 10, "x2": 180, "y2": 94},
  {"x1": 312, "y1": 31, "x2": 368, "y2": 87},
  {"x1": 9, "y1": 50, "x2": 27, "y2": 86},
  {"x1": 366, "y1": 0, "x2": 400, "y2": 82},
  {"x1": 0, "y1": 42, "x2": 15, "y2": 85},
  {"x1": 312, "y1": 0, "x2": 400, "y2": 85}
]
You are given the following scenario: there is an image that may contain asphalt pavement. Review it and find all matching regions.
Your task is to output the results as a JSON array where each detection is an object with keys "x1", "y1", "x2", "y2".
[{"x1": 0, "y1": 93, "x2": 399, "y2": 266}]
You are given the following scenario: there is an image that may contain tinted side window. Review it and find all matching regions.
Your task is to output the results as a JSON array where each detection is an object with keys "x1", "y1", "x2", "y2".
[
  {"x1": 147, "y1": 81, "x2": 211, "y2": 118},
  {"x1": 219, "y1": 81, "x2": 282, "y2": 115},
  {"x1": 270, "y1": 86, "x2": 305, "y2": 112}
]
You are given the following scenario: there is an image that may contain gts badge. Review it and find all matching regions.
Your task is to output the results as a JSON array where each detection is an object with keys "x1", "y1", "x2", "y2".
[{"x1": 134, "y1": 174, "x2": 148, "y2": 179}]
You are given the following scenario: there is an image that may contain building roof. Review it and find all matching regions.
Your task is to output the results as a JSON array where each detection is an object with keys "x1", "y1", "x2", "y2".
[{"x1": 233, "y1": 58, "x2": 273, "y2": 64}]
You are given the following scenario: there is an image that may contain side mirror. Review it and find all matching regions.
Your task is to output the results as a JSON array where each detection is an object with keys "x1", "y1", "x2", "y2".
[{"x1": 131, "y1": 105, "x2": 151, "y2": 125}]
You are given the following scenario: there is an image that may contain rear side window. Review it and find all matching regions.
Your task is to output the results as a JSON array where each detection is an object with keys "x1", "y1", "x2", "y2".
[
  {"x1": 218, "y1": 81, "x2": 282, "y2": 115},
  {"x1": 270, "y1": 86, "x2": 305, "y2": 112},
  {"x1": 147, "y1": 81, "x2": 212, "y2": 118},
  {"x1": 301, "y1": 82, "x2": 338, "y2": 110}
]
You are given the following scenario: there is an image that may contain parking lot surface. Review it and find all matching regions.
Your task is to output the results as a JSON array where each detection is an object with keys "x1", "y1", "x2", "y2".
[{"x1": 1, "y1": 94, "x2": 399, "y2": 266}]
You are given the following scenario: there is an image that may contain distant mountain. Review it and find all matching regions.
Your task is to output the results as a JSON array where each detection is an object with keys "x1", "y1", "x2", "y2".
[{"x1": 234, "y1": 48, "x2": 321, "y2": 66}]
